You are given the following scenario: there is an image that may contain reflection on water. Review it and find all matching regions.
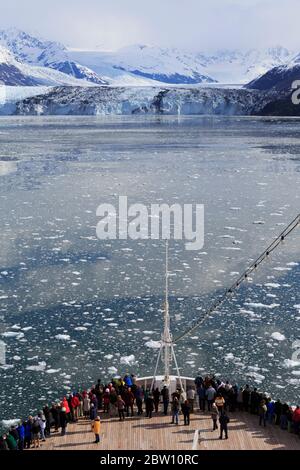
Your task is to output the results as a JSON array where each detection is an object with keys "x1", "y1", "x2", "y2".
[{"x1": 0, "y1": 115, "x2": 300, "y2": 424}]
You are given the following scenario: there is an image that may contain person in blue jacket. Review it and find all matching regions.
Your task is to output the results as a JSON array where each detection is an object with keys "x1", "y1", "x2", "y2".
[{"x1": 17, "y1": 421, "x2": 25, "y2": 450}]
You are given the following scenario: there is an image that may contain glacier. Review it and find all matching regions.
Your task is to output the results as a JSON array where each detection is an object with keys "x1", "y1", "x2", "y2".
[{"x1": 2, "y1": 85, "x2": 273, "y2": 116}]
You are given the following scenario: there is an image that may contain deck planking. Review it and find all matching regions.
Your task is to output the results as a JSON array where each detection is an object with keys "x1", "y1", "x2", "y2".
[{"x1": 33, "y1": 409, "x2": 300, "y2": 451}]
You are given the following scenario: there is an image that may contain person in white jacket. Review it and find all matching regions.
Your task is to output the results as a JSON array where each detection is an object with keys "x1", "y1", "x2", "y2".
[{"x1": 37, "y1": 412, "x2": 46, "y2": 441}]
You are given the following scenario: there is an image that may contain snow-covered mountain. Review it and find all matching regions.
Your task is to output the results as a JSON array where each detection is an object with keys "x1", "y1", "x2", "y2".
[
  {"x1": 70, "y1": 44, "x2": 294, "y2": 86},
  {"x1": 196, "y1": 46, "x2": 293, "y2": 83},
  {"x1": 93, "y1": 44, "x2": 217, "y2": 84},
  {"x1": 0, "y1": 44, "x2": 102, "y2": 87},
  {"x1": 0, "y1": 28, "x2": 107, "y2": 85},
  {"x1": 0, "y1": 45, "x2": 38, "y2": 85},
  {"x1": 247, "y1": 52, "x2": 300, "y2": 91},
  {"x1": 0, "y1": 28, "x2": 296, "y2": 88}
]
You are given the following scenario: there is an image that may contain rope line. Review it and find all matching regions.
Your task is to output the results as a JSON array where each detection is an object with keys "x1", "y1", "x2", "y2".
[{"x1": 173, "y1": 213, "x2": 300, "y2": 344}]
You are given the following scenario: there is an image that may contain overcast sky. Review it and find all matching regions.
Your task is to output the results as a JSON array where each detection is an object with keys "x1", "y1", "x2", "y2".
[{"x1": 1, "y1": 0, "x2": 300, "y2": 51}]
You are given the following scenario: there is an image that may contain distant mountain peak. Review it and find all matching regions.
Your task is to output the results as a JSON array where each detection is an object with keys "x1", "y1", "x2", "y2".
[{"x1": 0, "y1": 28, "x2": 107, "y2": 85}]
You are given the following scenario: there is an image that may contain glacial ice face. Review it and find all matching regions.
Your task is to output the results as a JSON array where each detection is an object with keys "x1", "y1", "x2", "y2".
[{"x1": 11, "y1": 85, "x2": 265, "y2": 116}]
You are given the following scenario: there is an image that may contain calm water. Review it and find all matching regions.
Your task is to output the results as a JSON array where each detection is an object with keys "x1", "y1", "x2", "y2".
[{"x1": 0, "y1": 115, "x2": 300, "y2": 425}]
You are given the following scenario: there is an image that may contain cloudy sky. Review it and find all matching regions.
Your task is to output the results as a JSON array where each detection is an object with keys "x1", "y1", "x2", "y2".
[{"x1": 1, "y1": 0, "x2": 300, "y2": 51}]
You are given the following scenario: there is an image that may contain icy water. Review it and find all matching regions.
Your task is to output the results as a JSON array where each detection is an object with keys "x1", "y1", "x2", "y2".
[{"x1": 0, "y1": 115, "x2": 300, "y2": 426}]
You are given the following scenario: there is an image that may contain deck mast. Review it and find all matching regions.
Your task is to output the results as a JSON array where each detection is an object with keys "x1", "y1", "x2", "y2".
[{"x1": 151, "y1": 241, "x2": 184, "y2": 391}]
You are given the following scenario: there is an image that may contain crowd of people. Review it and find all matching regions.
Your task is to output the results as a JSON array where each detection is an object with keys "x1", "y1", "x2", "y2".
[{"x1": 0, "y1": 372, "x2": 299, "y2": 450}]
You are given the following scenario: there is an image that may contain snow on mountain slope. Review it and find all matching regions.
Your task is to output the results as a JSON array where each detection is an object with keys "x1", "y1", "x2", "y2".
[
  {"x1": 195, "y1": 46, "x2": 293, "y2": 83},
  {"x1": 70, "y1": 44, "x2": 294, "y2": 86},
  {"x1": 0, "y1": 45, "x2": 39, "y2": 85},
  {"x1": 0, "y1": 28, "x2": 108, "y2": 85},
  {"x1": 0, "y1": 44, "x2": 99, "y2": 87},
  {"x1": 70, "y1": 45, "x2": 216, "y2": 85}
]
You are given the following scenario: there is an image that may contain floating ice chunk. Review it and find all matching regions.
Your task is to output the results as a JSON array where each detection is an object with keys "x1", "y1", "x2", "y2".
[
  {"x1": 247, "y1": 371, "x2": 265, "y2": 382},
  {"x1": 108, "y1": 366, "x2": 118, "y2": 374},
  {"x1": 74, "y1": 327, "x2": 88, "y2": 331},
  {"x1": 13, "y1": 356, "x2": 21, "y2": 361},
  {"x1": 244, "y1": 302, "x2": 279, "y2": 309},
  {"x1": 224, "y1": 353, "x2": 235, "y2": 361},
  {"x1": 104, "y1": 354, "x2": 113, "y2": 360},
  {"x1": 46, "y1": 369, "x2": 61, "y2": 374},
  {"x1": 283, "y1": 359, "x2": 300, "y2": 368},
  {"x1": 273, "y1": 267, "x2": 291, "y2": 271},
  {"x1": 145, "y1": 340, "x2": 161, "y2": 349},
  {"x1": 2, "y1": 331, "x2": 24, "y2": 339},
  {"x1": 55, "y1": 334, "x2": 71, "y2": 341},
  {"x1": 26, "y1": 361, "x2": 47, "y2": 371},
  {"x1": 270, "y1": 332, "x2": 286, "y2": 341},
  {"x1": 120, "y1": 354, "x2": 135, "y2": 365},
  {"x1": 1, "y1": 419, "x2": 20, "y2": 429},
  {"x1": 264, "y1": 283, "x2": 280, "y2": 288}
]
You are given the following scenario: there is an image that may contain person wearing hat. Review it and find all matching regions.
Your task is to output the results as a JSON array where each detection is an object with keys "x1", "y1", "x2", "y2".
[
  {"x1": 92, "y1": 416, "x2": 101, "y2": 443},
  {"x1": 60, "y1": 407, "x2": 67, "y2": 436}
]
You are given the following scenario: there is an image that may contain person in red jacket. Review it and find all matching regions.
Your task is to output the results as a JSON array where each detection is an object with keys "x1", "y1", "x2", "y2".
[
  {"x1": 61, "y1": 397, "x2": 71, "y2": 422},
  {"x1": 292, "y1": 406, "x2": 300, "y2": 434},
  {"x1": 71, "y1": 394, "x2": 80, "y2": 422}
]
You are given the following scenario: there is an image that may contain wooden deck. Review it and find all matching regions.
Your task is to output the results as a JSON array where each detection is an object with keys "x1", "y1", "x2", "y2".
[{"x1": 34, "y1": 410, "x2": 300, "y2": 451}]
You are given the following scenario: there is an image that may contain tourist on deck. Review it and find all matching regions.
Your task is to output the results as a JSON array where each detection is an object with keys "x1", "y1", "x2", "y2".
[
  {"x1": 5, "y1": 433, "x2": 17, "y2": 450},
  {"x1": 292, "y1": 406, "x2": 300, "y2": 434},
  {"x1": 92, "y1": 416, "x2": 101, "y2": 444},
  {"x1": 182, "y1": 400, "x2": 191, "y2": 425},
  {"x1": 9, "y1": 426, "x2": 19, "y2": 449},
  {"x1": 60, "y1": 407, "x2": 67, "y2": 436},
  {"x1": 103, "y1": 389, "x2": 110, "y2": 414},
  {"x1": 24, "y1": 417, "x2": 33, "y2": 449},
  {"x1": 146, "y1": 394, "x2": 154, "y2": 419},
  {"x1": 266, "y1": 398, "x2": 275, "y2": 424},
  {"x1": 90, "y1": 403, "x2": 97, "y2": 420},
  {"x1": 198, "y1": 383, "x2": 206, "y2": 412},
  {"x1": 206, "y1": 384, "x2": 216, "y2": 411},
  {"x1": 153, "y1": 388, "x2": 160, "y2": 413},
  {"x1": 95, "y1": 380, "x2": 103, "y2": 410},
  {"x1": 219, "y1": 411, "x2": 229, "y2": 440},
  {"x1": 43, "y1": 405, "x2": 51, "y2": 437},
  {"x1": 117, "y1": 395, "x2": 126, "y2": 421},
  {"x1": 71, "y1": 394, "x2": 80, "y2": 422},
  {"x1": 250, "y1": 388, "x2": 259, "y2": 414},
  {"x1": 124, "y1": 387, "x2": 135, "y2": 417},
  {"x1": 161, "y1": 386, "x2": 170, "y2": 416},
  {"x1": 0, "y1": 435, "x2": 9, "y2": 450},
  {"x1": 258, "y1": 400, "x2": 267, "y2": 427},
  {"x1": 83, "y1": 394, "x2": 91, "y2": 418},
  {"x1": 242, "y1": 385, "x2": 250, "y2": 412},
  {"x1": 187, "y1": 387, "x2": 196, "y2": 412},
  {"x1": 17, "y1": 421, "x2": 25, "y2": 450},
  {"x1": 211, "y1": 402, "x2": 219, "y2": 431},
  {"x1": 274, "y1": 399, "x2": 282, "y2": 425},
  {"x1": 237, "y1": 387, "x2": 244, "y2": 411},
  {"x1": 135, "y1": 386, "x2": 144, "y2": 415},
  {"x1": 124, "y1": 374, "x2": 133, "y2": 387},
  {"x1": 37, "y1": 411, "x2": 46, "y2": 441},
  {"x1": 61, "y1": 397, "x2": 71, "y2": 422},
  {"x1": 31, "y1": 417, "x2": 41, "y2": 448},
  {"x1": 109, "y1": 388, "x2": 118, "y2": 417},
  {"x1": 50, "y1": 403, "x2": 59, "y2": 432},
  {"x1": 171, "y1": 397, "x2": 180, "y2": 425},
  {"x1": 215, "y1": 393, "x2": 225, "y2": 413}
]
